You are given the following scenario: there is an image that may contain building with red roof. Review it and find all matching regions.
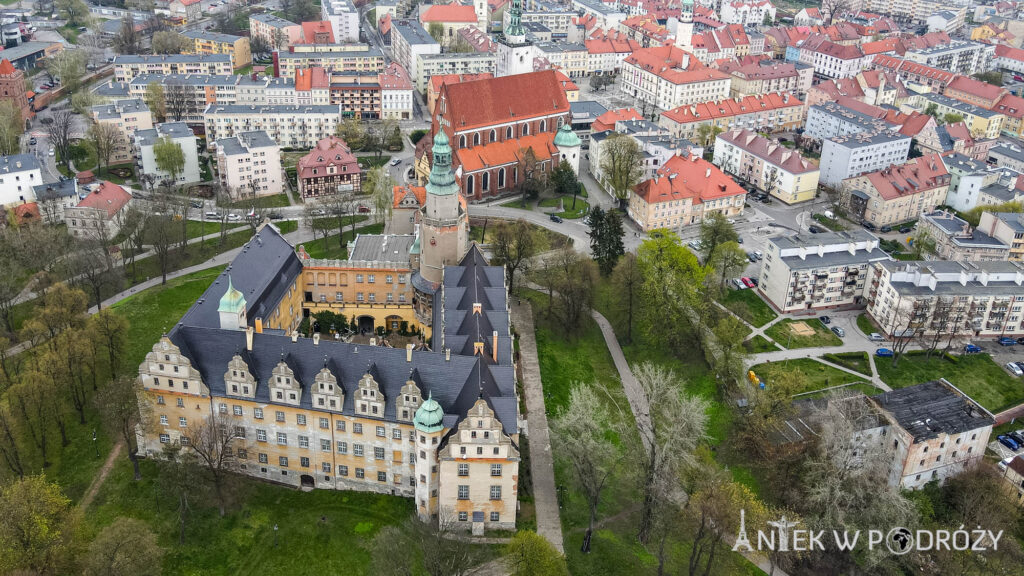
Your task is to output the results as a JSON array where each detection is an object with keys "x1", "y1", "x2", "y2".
[
  {"x1": 721, "y1": 59, "x2": 812, "y2": 98},
  {"x1": 658, "y1": 92, "x2": 804, "y2": 140},
  {"x1": 621, "y1": 45, "x2": 731, "y2": 110},
  {"x1": 993, "y1": 43, "x2": 1024, "y2": 76},
  {"x1": 691, "y1": 24, "x2": 766, "y2": 64},
  {"x1": 945, "y1": 75, "x2": 1008, "y2": 108},
  {"x1": 629, "y1": 153, "x2": 747, "y2": 231},
  {"x1": 585, "y1": 29, "x2": 642, "y2": 74},
  {"x1": 592, "y1": 108, "x2": 643, "y2": 132},
  {"x1": 296, "y1": 136, "x2": 362, "y2": 198},
  {"x1": 618, "y1": 16, "x2": 673, "y2": 48},
  {"x1": 794, "y1": 7, "x2": 823, "y2": 26},
  {"x1": 388, "y1": 184, "x2": 427, "y2": 235},
  {"x1": 419, "y1": 3, "x2": 485, "y2": 46},
  {"x1": 841, "y1": 154, "x2": 951, "y2": 227},
  {"x1": 553, "y1": 70, "x2": 579, "y2": 102},
  {"x1": 869, "y1": 55, "x2": 956, "y2": 93},
  {"x1": 65, "y1": 182, "x2": 132, "y2": 239},
  {"x1": 714, "y1": 128, "x2": 819, "y2": 203},
  {"x1": 426, "y1": 73, "x2": 494, "y2": 115},
  {"x1": 11, "y1": 202, "x2": 39, "y2": 226},
  {"x1": 0, "y1": 59, "x2": 31, "y2": 123},
  {"x1": 992, "y1": 93, "x2": 1024, "y2": 138},
  {"x1": 301, "y1": 21, "x2": 335, "y2": 44}
]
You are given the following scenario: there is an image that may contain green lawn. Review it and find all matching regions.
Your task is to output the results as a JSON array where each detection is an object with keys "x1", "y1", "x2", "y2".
[
  {"x1": 499, "y1": 199, "x2": 531, "y2": 209},
  {"x1": 798, "y1": 382, "x2": 881, "y2": 400},
  {"x1": 357, "y1": 155, "x2": 391, "y2": 169},
  {"x1": 821, "y1": 351, "x2": 872, "y2": 376},
  {"x1": 856, "y1": 313, "x2": 877, "y2": 337},
  {"x1": 303, "y1": 221, "x2": 382, "y2": 260},
  {"x1": 719, "y1": 289, "x2": 777, "y2": 327},
  {"x1": 750, "y1": 358, "x2": 869, "y2": 394},
  {"x1": 812, "y1": 213, "x2": 846, "y2": 231},
  {"x1": 743, "y1": 334, "x2": 778, "y2": 353},
  {"x1": 875, "y1": 352, "x2": 1024, "y2": 412},
  {"x1": 223, "y1": 194, "x2": 291, "y2": 209},
  {"x1": 555, "y1": 197, "x2": 589, "y2": 219},
  {"x1": 764, "y1": 319, "x2": 843, "y2": 349}
]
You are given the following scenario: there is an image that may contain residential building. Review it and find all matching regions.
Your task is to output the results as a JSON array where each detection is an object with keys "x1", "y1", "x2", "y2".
[
  {"x1": 658, "y1": 92, "x2": 804, "y2": 140},
  {"x1": 944, "y1": 75, "x2": 1007, "y2": 109},
  {"x1": 918, "y1": 210, "x2": 1010, "y2": 262},
  {"x1": 794, "y1": 7, "x2": 824, "y2": 26},
  {"x1": 416, "y1": 53, "x2": 497, "y2": 93},
  {"x1": 690, "y1": 25, "x2": 765, "y2": 64},
  {"x1": 379, "y1": 63, "x2": 414, "y2": 120},
  {"x1": 113, "y1": 54, "x2": 234, "y2": 82},
  {"x1": 0, "y1": 154, "x2": 41, "y2": 207},
  {"x1": 979, "y1": 212, "x2": 1024, "y2": 261},
  {"x1": 392, "y1": 20, "x2": 442, "y2": 82},
  {"x1": 33, "y1": 179, "x2": 79, "y2": 224},
  {"x1": 939, "y1": 153, "x2": 1001, "y2": 212},
  {"x1": 926, "y1": 10, "x2": 965, "y2": 33},
  {"x1": 917, "y1": 121, "x2": 994, "y2": 162},
  {"x1": 135, "y1": 122, "x2": 202, "y2": 186},
  {"x1": 807, "y1": 39, "x2": 867, "y2": 80},
  {"x1": 917, "y1": 93, "x2": 1005, "y2": 140},
  {"x1": 585, "y1": 30, "x2": 641, "y2": 74},
  {"x1": 621, "y1": 45, "x2": 731, "y2": 111},
  {"x1": 322, "y1": 0, "x2": 360, "y2": 42},
  {"x1": 90, "y1": 99, "x2": 154, "y2": 165},
  {"x1": 804, "y1": 100, "x2": 899, "y2": 142},
  {"x1": 296, "y1": 136, "x2": 362, "y2": 198},
  {"x1": 977, "y1": 170, "x2": 1024, "y2": 209},
  {"x1": 64, "y1": 181, "x2": 132, "y2": 239},
  {"x1": 869, "y1": 55, "x2": 956, "y2": 95},
  {"x1": 249, "y1": 14, "x2": 302, "y2": 48},
  {"x1": 870, "y1": 380, "x2": 994, "y2": 490},
  {"x1": 627, "y1": 153, "x2": 746, "y2": 232},
  {"x1": 713, "y1": 128, "x2": 820, "y2": 204},
  {"x1": 275, "y1": 46, "x2": 386, "y2": 78},
  {"x1": 991, "y1": 94, "x2": 1024, "y2": 139},
  {"x1": 215, "y1": 131, "x2": 283, "y2": 200},
  {"x1": 866, "y1": 259, "x2": 1024, "y2": 339},
  {"x1": 757, "y1": 229, "x2": 888, "y2": 313},
  {"x1": 720, "y1": 59, "x2": 812, "y2": 98},
  {"x1": 300, "y1": 21, "x2": 336, "y2": 45},
  {"x1": 719, "y1": 0, "x2": 776, "y2": 26},
  {"x1": 568, "y1": 100, "x2": 608, "y2": 143},
  {"x1": 840, "y1": 154, "x2": 950, "y2": 228},
  {"x1": 204, "y1": 105, "x2": 342, "y2": 150},
  {"x1": 819, "y1": 131, "x2": 911, "y2": 188},
  {"x1": 904, "y1": 40, "x2": 994, "y2": 75},
  {"x1": 571, "y1": 0, "x2": 626, "y2": 30},
  {"x1": 389, "y1": 184, "x2": 425, "y2": 235},
  {"x1": 993, "y1": 44, "x2": 1024, "y2": 78},
  {"x1": 180, "y1": 30, "x2": 252, "y2": 69},
  {"x1": 988, "y1": 143, "x2": 1024, "y2": 174},
  {"x1": 590, "y1": 120, "x2": 699, "y2": 183},
  {"x1": 420, "y1": 3, "x2": 484, "y2": 47},
  {"x1": 168, "y1": 0, "x2": 201, "y2": 23},
  {"x1": 0, "y1": 58, "x2": 30, "y2": 122}
]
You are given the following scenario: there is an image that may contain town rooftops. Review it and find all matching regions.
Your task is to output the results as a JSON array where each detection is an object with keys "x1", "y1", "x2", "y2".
[
  {"x1": 920, "y1": 210, "x2": 1008, "y2": 249},
  {"x1": 0, "y1": 153, "x2": 39, "y2": 174},
  {"x1": 250, "y1": 13, "x2": 297, "y2": 27},
  {"x1": 180, "y1": 29, "x2": 244, "y2": 44},
  {"x1": 661, "y1": 92, "x2": 801, "y2": 124},
  {"x1": 858, "y1": 154, "x2": 949, "y2": 201},
  {"x1": 870, "y1": 380, "x2": 994, "y2": 442},
  {"x1": 75, "y1": 181, "x2": 131, "y2": 217},
  {"x1": 876, "y1": 259, "x2": 1024, "y2": 297},
  {"x1": 205, "y1": 104, "x2": 342, "y2": 115},
  {"x1": 392, "y1": 20, "x2": 440, "y2": 45},
  {"x1": 277, "y1": 47, "x2": 384, "y2": 60},
  {"x1": 437, "y1": 70, "x2": 568, "y2": 132},
  {"x1": 624, "y1": 45, "x2": 729, "y2": 85},
  {"x1": 830, "y1": 129, "x2": 909, "y2": 148},
  {"x1": 345, "y1": 234, "x2": 416, "y2": 267},
  {"x1": 923, "y1": 92, "x2": 1002, "y2": 119},
  {"x1": 114, "y1": 53, "x2": 233, "y2": 64},
  {"x1": 136, "y1": 122, "x2": 195, "y2": 147},
  {"x1": 33, "y1": 179, "x2": 78, "y2": 201},
  {"x1": 718, "y1": 128, "x2": 817, "y2": 174},
  {"x1": 91, "y1": 98, "x2": 150, "y2": 121},
  {"x1": 632, "y1": 153, "x2": 745, "y2": 206},
  {"x1": 421, "y1": 3, "x2": 478, "y2": 22},
  {"x1": 217, "y1": 131, "x2": 277, "y2": 156}
]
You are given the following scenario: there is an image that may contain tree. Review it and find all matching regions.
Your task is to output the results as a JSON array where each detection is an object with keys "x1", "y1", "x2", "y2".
[
  {"x1": 83, "y1": 518, "x2": 163, "y2": 576},
  {"x1": 0, "y1": 249, "x2": 23, "y2": 334},
  {"x1": 9, "y1": 372, "x2": 57, "y2": 467},
  {"x1": 504, "y1": 531, "x2": 568, "y2": 576},
  {"x1": 145, "y1": 82, "x2": 167, "y2": 123},
  {"x1": 599, "y1": 134, "x2": 643, "y2": 208},
  {"x1": 631, "y1": 362, "x2": 709, "y2": 543},
  {"x1": 973, "y1": 70, "x2": 1004, "y2": 86},
  {"x1": 538, "y1": 247, "x2": 597, "y2": 333},
  {"x1": 165, "y1": 81, "x2": 191, "y2": 122},
  {"x1": 45, "y1": 51, "x2": 86, "y2": 94},
  {"x1": 762, "y1": 11, "x2": 773, "y2": 25},
  {"x1": 0, "y1": 476, "x2": 80, "y2": 574},
  {"x1": 90, "y1": 122, "x2": 121, "y2": 178},
  {"x1": 923, "y1": 102, "x2": 939, "y2": 119},
  {"x1": 908, "y1": 228, "x2": 936, "y2": 259},
  {"x1": 368, "y1": 524, "x2": 416, "y2": 576},
  {"x1": 550, "y1": 159, "x2": 578, "y2": 198},
  {"x1": 250, "y1": 35, "x2": 270, "y2": 56},
  {"x1": 364, "y1": 166, "x2": 395, "y2": 225},
  {"x1": 152, "y1": 31, "x2": 187, "y2": 54},
  {"x1": 587, "y1": 206, "x2": 625, "y2": 276},
  {"x1": 820, "y1": 0, "x2": 850, "y2": 24},
  {"x1": 428, "y1": 22, "x2": 445, "y2": 43},
  {"x1": 707, "y1": 314, "x2": 749, "y2": 385},
  {"x1": 963, "y1": 200, "x2": 1021, "y2": 226},
  {"x1": 551, "y1": 384, "x2": 620, "y2": 551},
  {"x1": 113, "y1": 17, "x2": 141, "y2": 54},
  {"x1": 686, "y1": 467, "x2": 773, "y2": 576},
  {"x1": 369, "y1": 515, "x2": 481, "y2": 576},
  {"x1": 153, "y1": 137, "x2": 185, "y2": 184},
  {"x1": 696, "y1": 124, "x2": 724, "y2": 148},
  {"x1": 148, "y1": 213, "x2": 177, "y2": 284},
  {"x1": 336, "y1": 118, "x2": 366, "y2": 151},
  {"x1": 942, "y1": 113, "x2": 964, "y2": 125},
  {"x1": 0, "y1": 101, "x2": 23, "y2": 156},
  {"x1": 0, "y1": 405, "x2": 24, "y2": 479},
  {"x1": 182, "y1": 414, "x2": 245, "y2": 517},
  {"x1": 699, "y1": 212, "x2": 738, "y2": 263},
  {"x1": 156, "y1": 445, "x2": 206, "y2": 545},
  {"x1": 56, "y1": 0, "x2": 91, "y2": 27},
  {"x1": 45, "y1": 108, "x2": 76, "y2": 169},
  {"x1": 89, "y1": 307, "x2": 128, "y2": 376},
  {"x1": 490, "y1": 219, "x2": 546, "y2": 294},
  {"x1": 708, "y1": 240, "x2": 747, "y2": 291},
  {"x1": 635, "y1": 231, "x2": 706, "y2": 349},
  {"x1": 762, "y1": 166, "x2": 780, "y2": 200},
  {"x1": 516, "y1": 146, "x2": 545, "y2": 203},
  {"x1": 96, "y1": 375, "x2": 144, "y2": 480},
  {"x1": 281, "y1": 0, "x2": 319, "y2": 22},
  {"x1": 609, "y1": 252, "x2": 641, "y2": 343}
]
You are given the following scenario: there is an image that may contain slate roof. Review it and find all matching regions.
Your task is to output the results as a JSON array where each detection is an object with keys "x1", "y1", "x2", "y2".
[{"x1": 870, "y1": 380, "x2": 994, "y2": 442}]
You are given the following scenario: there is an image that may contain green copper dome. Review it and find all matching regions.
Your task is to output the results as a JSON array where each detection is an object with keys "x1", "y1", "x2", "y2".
[
  {"x1": 218, "y1": 276, "x2": 246, "y2": 314},
  {"x1": 414, "y1": 393, "x2": 445, "y2": 433},
  {"x1": 426, "y1": 122, "x2": 459, "y2": 196},
  {"x1": 554, "y1": 124, "x2": 581, "y2": 148}
]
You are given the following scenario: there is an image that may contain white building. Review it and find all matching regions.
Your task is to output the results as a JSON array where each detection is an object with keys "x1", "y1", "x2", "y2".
[
  {"x1": 64, "y1": 181, "x2": 133, "y2": 240},
  {"x1": 322, "y1": 0, "x2": 360, "y2": 43},
  {"x1": 0, "y1": 154, "x2": 42, "y2": 208},
  {"x1": 713, "y1": 128, "x2": 820, "y2": 204},
  {"x1": 416, "y1": 53, "x2": 497, "y2": 93},
  {"x1": 719, "y1": 0, "x2": 776, "y2": 26},
  {"x1": 904, "y1": 40, "x2": 994, "y2": 74},
  {"x1": 926, "y1": 10, "x2": 964, "y2": 33},
  {"x1": 819, "y1": 131, "x2": 911, "y2": 188},
  {"x1": 215, "y1": 131, "x2": 282, "y2": 200},
  {"x1": 112, "y1": 54, "x2": 234, "y2": 82},
  {"x1": 391, "y1": 20, "x2": 441, "y2": 82},
  {"x1": 979, "y1": 212, "x2": 1024, "y2": 261},
  {"x1": 620, "y1": 45, "x2": 731, "y2": 111},
  {"x1": 379, "y1": 62, "x2": 415, "y2": 120},
  {"x1": 804, "y1": 101, "x2": 892, "y2": 142},
  {"x1": 571, "y1": 0, "x2": 626, "y2": 30},
  {"x1": 757, "y1": 229, "x2": 889, "y2": 313},
  {"x1": 135, "y1": 122, "x2": 202, "y2": 186},
  {"x1": 204, "y1": 105, "x2": 342, "y2": 150},
  {"x1": 496, "y1": 0, "x2": 536, "y2": 77}
]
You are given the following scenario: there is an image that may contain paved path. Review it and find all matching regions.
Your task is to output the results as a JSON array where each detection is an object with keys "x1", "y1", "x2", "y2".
[{"x1": 510, "y1": 302, "x2": 564, "y2": 554}]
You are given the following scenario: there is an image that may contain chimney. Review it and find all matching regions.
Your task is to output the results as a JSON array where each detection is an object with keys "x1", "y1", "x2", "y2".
[
  {"x1": 245, "y1": 326, "x2": 254, "y2": 351},
  {"x1": 445, "y1": 348, "x2": 451, "y2": 361},
  {"x1": 313, "y1": 332, "x2": 320, "y2": 345},
  {"x1": 254, "y1": 317, "x2": 263, "y2": 333},
  {"x1": 291, "y1": 330, "x2": 299, "y2": 342},
  {"x1": 492, "y1": 330, "x2": 498, "y2": 363},
  {"x1": 406, "y1": 343, "x2": 414, "y2": 362}
]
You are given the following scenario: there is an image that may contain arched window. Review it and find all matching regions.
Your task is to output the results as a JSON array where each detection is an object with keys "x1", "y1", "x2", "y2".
[
  {"x1": 557, "y1": 117, "x2": 564, "y2": 128},
  {"x1": 522, "y1": 123, "x2": 530, "y2": 136},
  {"x1": 466, "y1": 175, "x2": 475, "y2": 196},
  {"x1": 498, "y1": 168, "x2": 506, "y2": 188},
  {"x1": 482, "y1": 172, "x2": 489, "y2": 191},
  {"x1": 474, "y1": 133, "x2": 480, "y2": 146},
  {"x1": 506, "y1": 126, "x2": 513, "y2": 139},
  {"x1": 540, "y1": 120, "x2": 546, "y2": 132},
  {"x1": 459, "y1": 135, "x2": 466, "y2": 148},
  {"x1": 490, "y1": 129, "x2": 497, "y2": 142}
]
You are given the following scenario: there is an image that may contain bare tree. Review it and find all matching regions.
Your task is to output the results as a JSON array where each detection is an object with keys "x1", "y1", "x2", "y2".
[
  {"x1": 45, "y1": 109, "x2": 76, "y2": 169},
  {"x1": 156, "y1": 445, "x2": 206, "y2": 545},
  {"x1": 113, "y1": 17, "x2": 141, "y2": 54},
  {"x1": 165, "y1": 82, "x2": 191, "y2": 122},
  {"x1": 96, "y1": 376, "x2": 145, "y2": 481},
  {"x1": 820, "y1": 0, "x2": 850, "y2": 24},
  {"x1": 90, "y1": 122, "x2": 121, "y2": 179},
  {"x1": 489, "y1": 219, "x2": 547, "y2": 294},
  {"x1": 0, "y1": 404, "x2": 25, "y2": 478},
  {"x1": 610, "y1": 252, "x2": 641, "y2": 344},
  {"x1": 599, "y1": 134, "x2": 644, "y2": 209},
  {"x1": 182, "y1": 414, "x2": 244, "y2": 517},
  {"x1": 537, "y1": 247, "x2": 598, "y2": 333}
]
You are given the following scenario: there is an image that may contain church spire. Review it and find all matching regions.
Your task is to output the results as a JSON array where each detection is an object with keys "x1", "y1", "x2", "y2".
[
  {"x1": 505, "y1": 0, "x2": 525, "y2": 41},
  {"x1": 426, "y1": 116, "x2": 459, "y2": 197}
]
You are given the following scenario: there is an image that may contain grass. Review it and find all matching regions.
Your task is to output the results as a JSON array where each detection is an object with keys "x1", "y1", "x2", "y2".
[
  {"x1": 223, "y1": 194, "x2": 291, "y2": 209},
  {"x1": 856, "y1": 313, "x2": 877, "y2": 337},
  {"x1": 719, "y1": 289, "x2": 777, "y2": 327},
  {"x1": 812, "y1": 213, "x2": 846, "y2": 231},
  {"x1": 821, "y1": 351, "x2": 872, "y2": 376},
  {"x1": 764, "y1": 318, "x2": 843, "y2": 349},
  {"x1": 303, "y1": 221, "x2": 381, "y2": 260},
  {"x1": 468, "y1": 220, "x2": 571, "y2": 248},
  {"x1": 750, "y1": 359, "x2": 869, "y2": 395},
  {"x1": 499, "y1": 199, "x2": 531, "y2": 209},
  {"x1": 743, "y1": 334, "x2": 778, "y2": 353},
  {"x1": 236, "y1": 64, "x2": 254, "y2": 75},
  {"x1": 798, "y1": 382, "x2": 881, "y2": 400},
  {"x1": 555, "y1": 198, "x2": 589, "y2": 219},
  {"x1": 875, "y1": 352, "x2": 1024, "y2": 412},
  {"x1": 357, "y1": 155, "x2": 391, "y2": 169}
]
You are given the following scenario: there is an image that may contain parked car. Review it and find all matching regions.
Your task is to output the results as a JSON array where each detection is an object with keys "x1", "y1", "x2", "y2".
[
  {"x1": 1017, "y1": 361, "x2": 1024, "y2": 373},
  {"x1": 999, "y1": 456, "x2": 1015, "y2": 470},
  {"x1": 808, "y1": 225, "x2": 823, "y2": 233},
  {"x1": 998, "y1": 434, "x2": 1021, "y2": 451},
  {"x1": 753, "y1": 250, "x2": 763, "y2": 260},
  {"x1": 389, "y1": 158, "x2": 401, "y2": 166},
  {"x1": 899, "y1": 226, "x2": 912, "y2": 234},
  {"x1": 880, "y1": 225, "x2": 892, "y2": 233},
  {"x1": 964, "y1": 344, "x2": 982, "y2": 354},
  {"x1": 1009, "y1": 431, "x2": 1024, "y2": 445},
  {"x1": 268, "y1": 212, "x2": 283, "y2": 219},
  {"x1": 1017, "y1": 337, "x2": 1024, "y2": 345},
  {"x1": 861, "y1": 221, "x2": 876, "y2": 231},
  {"x1": 741, "y1": 277, "x2": 755, "y2": 288},
  {"x1": 747, "y1": 252, "x2": 758, "y2": 263},
  {"x1": 737, "y1": 236, "x2": 743, "y2": 244},
  {"x1": 831, "y1": 326, "x2": 845, "y2": 337},
  {"x1": 732, "y1": 278, "x2": 747, "y2": 290},
  {"x1": 189, "y1": 200, "x2": 203, "y2": 208},
  {"x1": 999, "y1": 337, "x2": 1017, "y2": 346},
  {"x1": 549, "y1": 214, "x2": 563, "y2": 223},
  {"x1": 205, "y1": 212, "x2": 219, "y2": 219},
  {"x1": 875, "y1": 348, "x2": 894, "y2": 358},
  {"x1": 869, "y1": 333, "x2": 885, "y2": 342},
  {"x1": 48, "y1": 147, "x2": 54, "y2": 156},
  {"x1": 227, "y1": 214, "x2": 241, "y2": 221},
  {"x1": 1007, "y1": 362, "x2": 1024, "y2": 377},
  {"x1": 357, "y1": 205, "x2": 371, "y2": 213},
  {"x1": 750, "y1": 278, "x2": 758, "y2": 287},
  {"x1": 28, "y1": 138, "x2": 35, "y2": 146},
  {"x1": 819, "y1": 315, "x2": 831, "y2": 325}
]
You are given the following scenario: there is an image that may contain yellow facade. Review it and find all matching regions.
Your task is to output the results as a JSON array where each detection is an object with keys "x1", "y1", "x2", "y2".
[{"x1": 186, "y1": 36, "x2": 252, "y2": 69}]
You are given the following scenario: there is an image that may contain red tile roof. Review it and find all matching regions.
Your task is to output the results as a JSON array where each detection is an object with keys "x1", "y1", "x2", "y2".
[
  {"x1": 947, "y1": 75, "x2": 1005, "y2": 103},
  {"x1": 996, "y1": 43, "x2": 1024, "y2": 62},
  {"x1": 379, "y1": 62, "x2": 413, "y2": 90},
  {"x1": 871, "y1": 55, "x2": 956, "y2": 85},
  {"x1": 421, "y1": 4, "x2": 478, "y2": 23},
  {"x1": 585, "y1": 30, "x2": 641, "y2": 54},
  {"x1": 429, "y1": 72, "x2": 494, "y2": 94},
  {"x1": 553, "y1": 70, "x2": 579, "y2": 94},
  {"x1": 809, "y1": 77, "x2": 865, "y2": 100},
  {"x1": 802, "y1": 7, "x2": 821, "y2": 18},
  {"x1": 0, "y1": 59, "x2": 15, "y2": 75},
  {"x1": 301, "y1": 20, "x2": 334, "y2": 43},
  {"x1": 660, "y1": 92, "x2": 802, "y2": 125},
  {"x1": 860, "y1": 154, "x2": 949, "y2": 202},
  {"x1": 435, "y1": 70, "x2": 569, "y2": 133},
  {"x1": 76, "y1": 182, "x2": 131, "y2": 217},
  {"x1": 896, "y1": 113, "x2": 933, "y2": 138},
  {"x1": 944, "y1": 121, "x2": 973, "y2": 143},
  {"x1": 455, "y1": 133, "x2": 557, "y2": 173},
  {"x1": 861, "y1": 38, "x2": 900, "y2": 55},
  {"x1": 992, "y1": 93, "x2": 1024, "y2": 119},
  {"x1": 623, "y1": 45, "x2": 729, "y2": 85},
  {"x1": 634, "y1": 153, "x2": 745, "y2": 206},
  {"x1": 593, "y1": 108, "x2": 643, "y2": 132},
  {"x1": 718, "y1": 129, "x2": 818, "y2": 174},
  {"x1": 13, "y1": 202, "x2": 39, "y2": 224},
  {"x1": 392, "y1": 184, "x2": 426, "y2": 208},
  {"x1": 294, "y1": 66, "x2": 328, "y2": 91},
  {"x1": 297, "y1": 136, "x2": 360, "y2": 180}
]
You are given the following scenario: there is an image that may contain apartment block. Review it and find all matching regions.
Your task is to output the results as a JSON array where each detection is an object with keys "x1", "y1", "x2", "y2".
[
  {"x1": 819, "y1": 131, "x2": 911, "y2": 188},
  {"x1": 804, "y1": 101, "x2": 892, "y2": 142},
  {"x1": 917, "y1": 93, "x2": 1004, "y2": 140},
  {"x1": 722, "y1": 59, "x2": 812, "y2": 98},
  {"x1": 627, "y1": 153, "x2": 746, "y2": 232},
  {"x1": 416, "y1": 52, "x2": 496, "y2": 93},
  {"x1": 713, "y1": 128, "x2": 819, "y2": 204},
  {"x1": 620, "y1": 45, "x2": 730, "y2": 111},
  {"x1": 658, "y1": 92, "x2": 804, "y2": 140},
  {"x1": 392, "y1": 20, "x2": 441, "y2": 82},
  {"x1": 918, "y1": 210, "x2": 1010, "y2": 262},
  {"x1": 180, "y1": 30, "x2": 252, "y2": 69},
  {"x1": 0, "y1": 154, "x2": 41, "y2": 208},
  {"x1": 113, "y1": 54, "x2": 234, "y2": 82},
  {"x1": 215, "y1": 131, "x2": 283, "y2": 200},
  {"x1": 322, "y1": 0, "x2": 360, "y2": 42},
  {"x1": 841, "y1": 154, "x2": 950, "y2": 228},
  {"x1": 275, "y1": 46, "x2": 386, "y2": 78},
  {"x1": 90, "y1": 98, "x2": 154, "y2": 164},
  {"x1": 135, "y1": 122, "x2": 202, "y2": 186},
  {"x1": 249, "y1": 14, "x2": 301, "y2": 49},
  {"x1": 204, "y1": 105, "x2": 342, "y2": 150},
  {"x1": 904, "y1": 40, "x2": 994, "y2": 74},
  {"x1": 979, "y1": 212, "x2": 1024, "y2": 261}
]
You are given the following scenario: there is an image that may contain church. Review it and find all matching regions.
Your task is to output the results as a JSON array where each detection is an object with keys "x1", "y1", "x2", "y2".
[{"x1": 136, "y1": 128, "x2": 521, "y2": 533}]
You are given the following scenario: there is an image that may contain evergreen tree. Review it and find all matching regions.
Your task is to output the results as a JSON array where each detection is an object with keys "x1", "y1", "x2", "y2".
[{"x1": 587, "y1": 207, "x2": 625, "y2": 276}]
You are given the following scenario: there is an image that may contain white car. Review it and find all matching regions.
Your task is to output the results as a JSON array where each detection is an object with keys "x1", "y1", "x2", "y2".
[
  {"x1": 999, "y1": 456, "x2": 1014, "y2": 470},
  {"x1": 389, "y1": 158, "x2": 401, "y2": 166},
  {"x1": 1006, "y1": 361, "x2": 1024, "y2": 377},
  {"x1": 48, "y1": 147, "x2": 54, "y2": 156},
  {"x1": 227, "y1": 213, "x2": 241, "y2": 221}
]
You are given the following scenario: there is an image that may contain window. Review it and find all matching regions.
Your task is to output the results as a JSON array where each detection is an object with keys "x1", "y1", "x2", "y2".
[
  {"x1": 254, "y1": 408, "x2": 264, "y2": 419},
  {"x1": 376, "y1": 426, "x2": 385, "y2": 437},
  {"x1": 320, "y1": 439, "x2": 331, "y2": 452},
  {"x1": 300, "y1": 457, "x2": 310, "y2": 468},
  {"x1": 458, "y1": 463, "x2": 469, "y2": 476},
  {"x1": 234, "y1": 426, "x2": 246, "y2": 438},
  {"x1": 319, "y1": 417, "x2": 329, "y2": 428},
  {"x1": 176, "y1": 398, "x2": 184, "y2": 408},
  {"x1": 276, "y1": 411, "x2": 285, "y2": 422},
  {"x1": 233, "y1": 405, "x2": 243, "y2": 416},
  {"x1": 279, "y1": 456, "x2": 289, "y2": 467},
  {"x1": 338, "y1": 465, "x2": 349, "y2": 476},
  {"x1": 297, "y1": 414, "x2": 307, "y2": 426},
  {"x1": 490, "y1": 486, "x2": 502, "y2": 500},
  {"x1": 458, "y1": 485, "x2": 469, "y2": 500},
  {"x1": 160, "y1": 415, "x2": 168, "y2": 425},
  {"x1": 257, "y1": 429, "x2": 267, "y2": 442},
  {"x1": 354, "y1": 423, "x2": 363, "y2": 434},
  {"x1": 459, "y1": 511, "x2": 468, "y2": 522},
  {"x1": 355, "y1": 468, "x2": 365, "y2": 479},
  {"x1": 336, "y1": 420, "x2": 346, "y2": 431},
  {"x1": 179, "y1": 417, "x2": 188, "y2": 427},
  {"x1": 159, "y1": 433, "x2": 170, "y2": 443},
  {"x1": 322, "y1": 462, "x2": 331, "y2": 473},
  {"x1": 237, "y1": 449, "x2": 247, "y2": 460},
  {"x1": 490, "y1": 512, "x2": 499, "y2": 522},
  {"x1": 157, "y1": 396, "x2": 165, "y2": 405},
  {"x1": 277, "y1": 432, "x2": 288, "y2": 445},
  {"x1": 491, "y1": 464, "x2": 502, "y2": 477},
  {"x1": 259, "y1": 453, "x2": 268, "y2": 464},
  {"x1": 354, "y1": 444, "x2": 364, "y2": 457},
  {"x1": 377, "y1": 471, "x2": 387, "y2": 482},
  {"x1": 299, "y1": 435, "x2": 310, "y2": 449},
  {"x1": 219, "y1": 403, "x2": 227, "y2": 414},
  {"x1": 392, "y1": 428, "x2": 403, "y2": 440}
]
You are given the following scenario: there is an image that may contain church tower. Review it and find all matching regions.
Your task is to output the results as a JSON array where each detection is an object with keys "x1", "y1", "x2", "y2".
[
  {"x1": 474, "y1": 0, "x2": 488, "y2": 31},
  {"x1": 495, "y1": 0, "x2": 535, "y2": 77},
  {"x1": 419, "y1": 120, "x2": 468, "y2": 284},
  {"x1": 0, "y1": 59, "x2": 30, "y2": 125},
  {"x1": 674, "y1": 0, "x2": 694, "y2": 52}
]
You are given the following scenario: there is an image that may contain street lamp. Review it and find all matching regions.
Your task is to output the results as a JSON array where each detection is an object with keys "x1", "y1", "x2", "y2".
[
  {"x1": 92, "y1": 429, "x2": 99, "y2": 457},
  {"x1": 273, "y1": 524, "x2": 279, "y2": 547}
]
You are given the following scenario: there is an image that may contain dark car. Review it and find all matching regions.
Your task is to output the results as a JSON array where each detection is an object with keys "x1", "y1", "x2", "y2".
[
  {"x1": 808, "y1": 225, "x2": 823, "y2": 233},
  {"x1": 189, "y1": 200, "x2": 203, "y2": 208},
  {"x1": 964, "y1": 344, "x2": 982, "y2": 354},
  {"x1": 819, "y1": 316, "x2": 831, "y2": 325},
  {"x1": 28, "y1": 138, "x2": 36, "y2": 145},
  {"x1": 899, "y1": 226, "x2": 912, "y2": 234},
  {"x1": 999, "y1": 337, "x2": 1017, "y2": 346},
  {"x1": 861, "y1": 221, "x2": 876, "y2": 231},
  {"x1": 549, "y1": 214, "x2": 563, "y2": 223},
  {"x1": 998, "y1": 435, "x2": 1021, "y2": 451},
  {"x1": 748, "y1": 252, "x2": 758, "y2": 263},
  {"x1": 1017, "y1": 337, "x2": 1024, "y2": 345},
  {"x1": 1009, "y1": 431, "x2": 1024, "y2": 446},
  {"x1": 880, "y1": 225, "x2": 892, "y2": 233},
  {"x1": 268, "y1": 212, "x2": 283, "y2": 219}
]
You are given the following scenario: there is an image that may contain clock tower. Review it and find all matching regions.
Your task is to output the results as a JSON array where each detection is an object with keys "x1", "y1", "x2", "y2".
[{"x1": 495, "y1": 0, "x2": 535, "y2": 77}]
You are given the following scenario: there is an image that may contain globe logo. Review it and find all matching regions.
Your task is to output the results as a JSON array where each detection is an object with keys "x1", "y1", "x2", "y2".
[{"x1": 886, "y1": 527, "x2": 913, "y2": 555}]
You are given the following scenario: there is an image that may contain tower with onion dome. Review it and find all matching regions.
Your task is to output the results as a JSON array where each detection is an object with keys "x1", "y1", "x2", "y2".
[{"x1": 418, "y1": 119, "x2": 468, "y2": 285}]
